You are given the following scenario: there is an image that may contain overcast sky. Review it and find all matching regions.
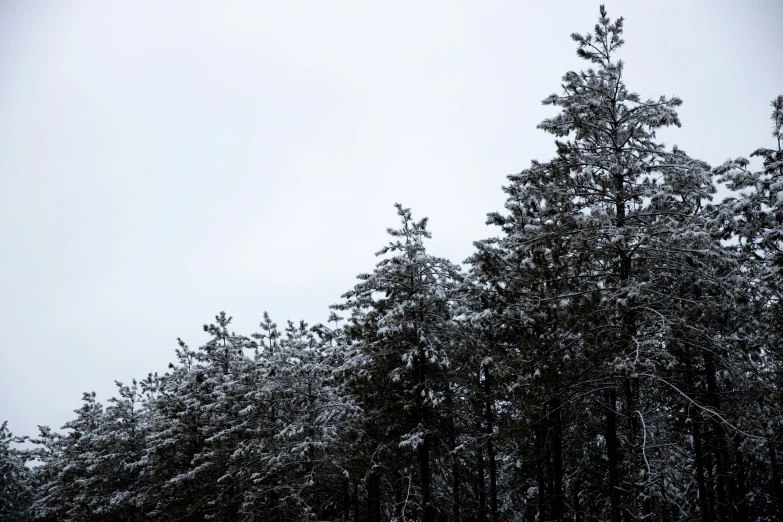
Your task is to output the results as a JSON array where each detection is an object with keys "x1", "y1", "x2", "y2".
[{"x1": 1, "y1": 1, "x2": 781, "y2": 440}]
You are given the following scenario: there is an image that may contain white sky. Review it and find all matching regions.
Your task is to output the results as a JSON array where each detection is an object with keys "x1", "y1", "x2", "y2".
[{"x1": 1, "y1": 1, "x2": 781, "y2": 440}]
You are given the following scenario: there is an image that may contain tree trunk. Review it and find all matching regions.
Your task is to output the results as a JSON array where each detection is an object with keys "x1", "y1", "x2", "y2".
[
  {"x1": 366, "y1": 477, "x2": 373, "y2": 522},
  {"x1": 415, "y1": 346, "x2": 434, "y2": 522},
  {"x1": 705, "y1": 352, "x2": 731, "y2": 521},
  {"x1": 692, "y1": 410, "x2": 712, "y2": 522},
  {"x1": 484, "y1": 369, "x2": 498, "y2": 522},
  {"x1": 705, "y1": 444, "x2": 717, "y2": 522},
  {"x1": 352, "y1": 473, "x2": 359, "y2": 522},
  {"x1": 606, "y1": 388, "x2": 621, "y2": 522},
  {"x1": 476, "y1": 365, "x2": 487, "y2": 522},
  {"x1": 552, "y1": 396, "x2": 564, "y2": 520},
  {"x1": 395, "y1": 472, "x2": 403, "y2": 521},
  {"x1": 769, "y1": 440, "x2": 783, "y2": 519},
  {"x1": 686, "y1": 358, "x2": 712, "y2": 522},
  {"x1": 732, "y1": 435, "x2": 749, "y2": 522},
  {"x1": 448, "y1": 394, "x2": 461, "y2": 522},
  {"x1": 535, "y1": 420, "x2": 548, "y2": 522},
  {"x1": 374, "y1": 474, "x2": 382, "y2": 522},
  {"x1": 487, "y1": 433, "x2": 497, "y2": 522},
  {"x1": 365, "y1": 473, "x2": 382, "y2": 522},
  {"x1": 624, "y1": 375, "x2": 642, "y2": 520},
  {"x1": 419, "y1": 435, "x2": 434, "y2": 522},
  {"x1": 343, "y1": 476, "x2": 350, "y2": 521},
  {"x1": 477, "y1": 440, "x2": 486, "y2": 522}
]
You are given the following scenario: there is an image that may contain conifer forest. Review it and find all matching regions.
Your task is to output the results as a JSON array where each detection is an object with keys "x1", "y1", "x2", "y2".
[{"x1": 3, "y1": 6, "x2": 783, "y2": 522}]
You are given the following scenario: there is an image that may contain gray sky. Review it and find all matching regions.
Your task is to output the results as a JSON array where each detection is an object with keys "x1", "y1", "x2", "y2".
[{"x1": 1, "y1": 1, "x2": 781, "y2": 440}]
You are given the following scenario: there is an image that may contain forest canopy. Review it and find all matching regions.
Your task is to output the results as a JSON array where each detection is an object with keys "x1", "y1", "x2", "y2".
[{"x1": 2, "y1": 6, "x2": 783, "y2": 522}]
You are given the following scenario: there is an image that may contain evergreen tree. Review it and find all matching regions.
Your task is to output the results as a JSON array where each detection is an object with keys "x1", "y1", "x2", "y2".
[
  {"x1": 32, "y1": 392, "x2": 106, "y2": 522},
  {"x1": 713, "y1": 94, "x2": 783, "y2": 521},
  {"x1": 334, "y1": 204, "x2": 462, "y2": 522},
  {"x1": 471, "y1": 5, "x2": 729, "y2": 520},
  {"x1": 81, "y1": 380, "x2": 147, "y2": 521},
  {"x1": 0, "y1": 421, "x2": 33, "y2": 522}
]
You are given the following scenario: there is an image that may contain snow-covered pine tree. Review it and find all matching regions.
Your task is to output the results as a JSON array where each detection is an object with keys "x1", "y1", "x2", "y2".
[
  {"x1": 31, "y1": 392, "x2": 105, "y2": 521},
  {"x1": 28, "y1": 425, "x2": 63, "y2": 522},
  {"x1": 80, "y1": 380, "x2": 148, "y2": 521},
  {"x1": 713, "y1": 95, "x2": 783, "y2": 520},
  {"x1": 334, "y1": 204, "x2": 462, "y2": 522},
  {"x1": 190, "y1": 312, "x2": 255, "y2": 520},
  {"x1": 251, "y1": 319, "x2": 348, "y2": 519},
  {"x1": 715, "y1": 95, "x2": 783, "y2": 275},
  {"x1": 449, "y1": 277, "x2": 516, "y2": 521},
  {"x1": 471, "y1": 5, "x2": 728, "y2": 520},
  {"x1": 143, "y1": 337, "x2": 211, "y2": 520},
  {"x1": 0, "y1": 421, "x2": 34, "y2": 522}
]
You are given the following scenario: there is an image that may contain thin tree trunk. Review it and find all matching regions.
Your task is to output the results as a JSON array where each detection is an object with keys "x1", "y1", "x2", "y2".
[
  {"x1": 477, "y1": 441, "x2": 486, "y2": 522},
  {"x1": 352, "y1": 473, "x2": 359, "y2": 522},
  {"x1": 374, "y1": 474, "x2": 382, "y2": 522},
  {"x1": 686, "y1": 358, "x2": 711, "y2": 522},
  {"x1": 448, "y1": 394, "x2": 461, "y2": 522},
  {"x1": 343, "y1": 477, "x2": 350, "y2": 521},
  {"x1": 546, "y1": 441, "x2": 555, "y2": 520},
  {"x1": 366, "y1": 476, "x2": 373, "y2": 522},
  {"x1": 365, "y1": 473, "x2": 382, "y2": 522},
  {"x1": 692, "y1": 410, "x2": 711, "y2": 522},
  {"x1": 416, "y1": 346, "x2": 433, "y2": 522},
  {"x1": 487, "y1": 432, "x2": 497, "y2": 522},
  {"x1": 606, "y1": 388, "x2": 621, "y2": 522},
  {"x1": 484, "y1": 368, "x2": 498, "y2": 522},
  {"x1": 705, "y1": 442, "x2": 717, "y2": 522},
  {"x1": 395, "y1": 472, "x2": 403, "y2": 521},
  {"x1": 733, "y1": 435, "x2": 749, "y2": 522},
  {"x1": 713, "y1": 415, "x2": 730, "y2": 519},
  {"x1": 770, "y1": 440, "x2": 783, "y2": 519},
  {"x1": 476, "y1": 365, "x2": 486, "y2": 522},
  {"x1": 705, "y1": 353, "x2": 730, "y2": 521},
  {"x1": 624, "y1": 375, "x2": 641, "y2": 520},
  {"x1": 419, "y1": 435, "x2": 433, "y2": 522},
  {"x1": 552, "y1": 396, "x2": 564, "y2": 520},
  {"x1": 536, "y1": 419, "x2": 548, "y2": 522}
]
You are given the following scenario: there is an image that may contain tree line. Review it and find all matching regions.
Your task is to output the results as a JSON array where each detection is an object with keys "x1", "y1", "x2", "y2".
[{"x1": 2, "y1": 6, "x2": 782, "y2": 521}]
